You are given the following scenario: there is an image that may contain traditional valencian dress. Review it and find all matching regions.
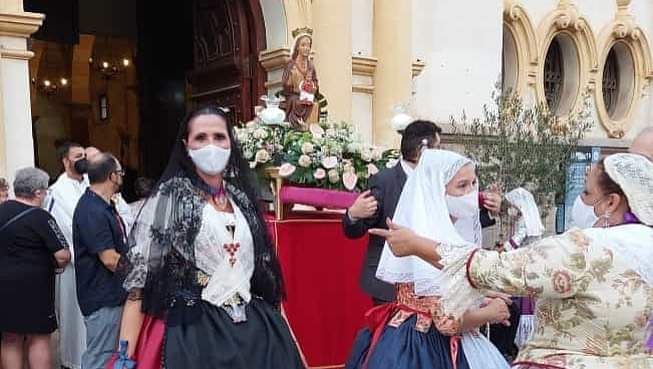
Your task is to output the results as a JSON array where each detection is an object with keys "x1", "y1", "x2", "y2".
[
  {"x1": 434, "y1": 154, "x2": 653, "y2": 369},
  {"x1": 346, "y1": 150, "x2": 509, "y2": 369},
  {"x1": 119, "y1": 175, "x2": 305, "y2": 369}
]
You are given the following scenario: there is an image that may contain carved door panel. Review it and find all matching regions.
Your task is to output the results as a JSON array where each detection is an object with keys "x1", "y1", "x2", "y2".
[{"x1": 190, "y1": 0, "x2": 263, "y2": 124}]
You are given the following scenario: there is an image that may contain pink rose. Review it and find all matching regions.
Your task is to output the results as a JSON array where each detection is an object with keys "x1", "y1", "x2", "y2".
[
  {"x1": 322, "y1": 156, "x2": 338, "y2": 169},
  {"x1": 279, "y1": 163, "x2": 296, "y2": 178},
  {"x1": 343, "y1": 171, "x2": 358, "y2": 191},
  {"x1": 551, "y1": 271, "x2": 572, "y2": 295},
  {"x1": 314, "y1": 168, "x2": 326, "y2": 180}
]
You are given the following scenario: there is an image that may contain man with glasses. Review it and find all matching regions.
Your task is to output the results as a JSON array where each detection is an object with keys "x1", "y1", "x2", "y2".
[{"x1": 72, "y1": 153, "x2": 128, "y2": 369}]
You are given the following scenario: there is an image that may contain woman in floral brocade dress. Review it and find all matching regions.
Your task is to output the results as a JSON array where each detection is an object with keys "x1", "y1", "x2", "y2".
[{"x1": 379, "y1": 153, "x2": 653, "y2": 369}]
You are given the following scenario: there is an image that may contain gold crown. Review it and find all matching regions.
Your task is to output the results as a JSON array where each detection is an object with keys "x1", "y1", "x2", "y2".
[{"x1": 292, "y1": 26, "x2": 313, "y2": 39}]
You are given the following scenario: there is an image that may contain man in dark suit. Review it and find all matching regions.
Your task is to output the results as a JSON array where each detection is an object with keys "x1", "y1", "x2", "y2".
[{"x1": 343, "y1": 120, "x2": 502, "y2": 305}]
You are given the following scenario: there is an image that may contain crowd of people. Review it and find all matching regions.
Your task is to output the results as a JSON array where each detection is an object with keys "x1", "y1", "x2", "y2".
[{"x1": 0, "y1": 107, "x2": 651, "y2": 369}]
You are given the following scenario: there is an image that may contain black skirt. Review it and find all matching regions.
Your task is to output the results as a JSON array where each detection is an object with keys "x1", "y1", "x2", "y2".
[
  {"x1": 0, "y1": 274, "x2": 57, "y2": 334},
  {"x1": 164, "y1": 296, "x2": 305, "y2": 369}
]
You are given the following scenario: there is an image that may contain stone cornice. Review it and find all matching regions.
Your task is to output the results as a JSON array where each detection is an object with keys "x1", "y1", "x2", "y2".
[
  {"x1": 0, "y1": 48, "x2": 33, "y2": 60},
  {"x1": 412, "y1": 60, "x2": 426, "y2": 78},
  {"x1": 259, "y1": 47, "x2": 291, "y2": 73},
  {"x1": 352, "y1": 55, "x2": 377, "y2": 76},
  {"x1": 0, "y1": 11, "x2": 44, "y2": 38}
]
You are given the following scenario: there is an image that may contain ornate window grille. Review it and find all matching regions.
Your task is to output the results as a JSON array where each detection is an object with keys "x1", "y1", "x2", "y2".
[
  {"x1": 602, "y1": 47, "x2": 619, "y2": 117},
  {"x1": 544, "y1": 38, "x2": 564, "y2": 112}
]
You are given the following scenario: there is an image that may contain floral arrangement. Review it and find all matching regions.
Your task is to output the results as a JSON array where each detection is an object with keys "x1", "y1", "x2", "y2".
[{"x1": 235, "y1": 121, "x2": 399, "y2": 192}]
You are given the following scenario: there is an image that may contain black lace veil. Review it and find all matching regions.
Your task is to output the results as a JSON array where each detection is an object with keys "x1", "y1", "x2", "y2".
[{"x1": 119, "y1": 106, "x2": 285, "y2": 317}]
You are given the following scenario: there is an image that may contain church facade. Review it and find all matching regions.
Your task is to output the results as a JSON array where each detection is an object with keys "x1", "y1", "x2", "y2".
[{"x1": 0, "y1": 0, "x2": 651, "y2": 181}]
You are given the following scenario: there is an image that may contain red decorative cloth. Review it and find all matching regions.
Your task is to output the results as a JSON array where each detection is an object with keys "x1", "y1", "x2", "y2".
[
  {"x1": 106, "y1": 315, "x2": 165, "y2": 369},
  {"x1": 267, "y1": 212, "x2": 373, "y2": 368}
]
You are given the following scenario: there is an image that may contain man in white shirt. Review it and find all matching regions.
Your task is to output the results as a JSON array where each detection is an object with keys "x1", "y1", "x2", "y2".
[{"x1": 46, "y1": 142, "x2": 89, "y2": 369}]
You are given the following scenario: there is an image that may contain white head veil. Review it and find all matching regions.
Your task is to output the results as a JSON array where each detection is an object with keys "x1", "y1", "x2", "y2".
[
  {"x1": 375, "y1": 149, "x2": 480, "y2": 296},
  {"x1": 505, "y1": 187, "x2": 544, "y2": 237}
]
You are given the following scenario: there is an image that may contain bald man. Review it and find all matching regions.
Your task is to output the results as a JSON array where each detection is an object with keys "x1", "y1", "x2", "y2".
[
  {"x1": 82, "y1": 147, "x2": 135, "y2": 232},
  {"x1": 85, "y1": 146, "x2": 101, "y2": 159},
  {"x1": 630, "y1": 127, "x2": 653, "y2": 160}
]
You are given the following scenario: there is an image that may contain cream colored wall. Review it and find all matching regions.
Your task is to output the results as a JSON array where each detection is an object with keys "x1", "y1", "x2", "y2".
[
  {"x1": 261, "y1": 0, "x2": 289, "y2": 49},
  {"x1": 351, "y1": 0, "x2": 374, "y2": 143},
  {"x1": 411, "y1": 0, "x2": 653, "y2": 145},
  {"x1": 520, "y1": 0, "x2": 653, "y2": 141},
  {"x1": 312, "y1": 0, "x2": 352, "y2": 123},
  {"x1": 411, "y1": 0, "x2": 504, "y2": 125}
]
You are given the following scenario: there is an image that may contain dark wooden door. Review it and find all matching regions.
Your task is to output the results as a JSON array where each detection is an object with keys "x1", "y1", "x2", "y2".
[{"x1": 190, "y1": 0, "x2": 265, "y2": 124}]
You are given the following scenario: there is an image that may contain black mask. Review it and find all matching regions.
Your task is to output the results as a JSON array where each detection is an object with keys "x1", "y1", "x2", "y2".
[{"x1": 73, "y1": 158, "x2": 88, "y2": 175}]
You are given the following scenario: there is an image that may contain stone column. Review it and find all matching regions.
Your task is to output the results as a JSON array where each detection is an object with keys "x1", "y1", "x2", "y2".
[
  {"x1": 373, "y1": 0, "x2": 412, "y2": 147},
  {"x1": 312, "y1": 0, "x2": 352, "y2": 122},
  {"x1": 0, "y1": 4, "x2": 43, "y2": 181}
]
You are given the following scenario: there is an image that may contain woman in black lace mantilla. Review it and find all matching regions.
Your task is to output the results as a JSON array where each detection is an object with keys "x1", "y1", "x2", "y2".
[{"x1": 114, "y1": 106, "x2": 304, "y2": 369}]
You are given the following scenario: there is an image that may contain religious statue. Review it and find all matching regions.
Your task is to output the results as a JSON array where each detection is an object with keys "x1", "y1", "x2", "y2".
[{"x1": 281, "y1": 27, "x2": 319, "y2": 130}]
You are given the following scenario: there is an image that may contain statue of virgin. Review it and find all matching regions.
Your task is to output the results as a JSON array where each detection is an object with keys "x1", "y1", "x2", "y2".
[{"x1": 281, "y1": 27, "x2": 319, "y2": 130}]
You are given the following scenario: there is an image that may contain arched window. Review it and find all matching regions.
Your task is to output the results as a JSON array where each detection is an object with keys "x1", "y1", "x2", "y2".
[
  {"x1": 502, "y1": 25, "x2": 519, "y2": 94},
  {"x1": 602, "y1": 47, "x2": 619, "y2": 117},
  {"x1": 544, "y1": 38, "x2": 564, "y2": 112}
]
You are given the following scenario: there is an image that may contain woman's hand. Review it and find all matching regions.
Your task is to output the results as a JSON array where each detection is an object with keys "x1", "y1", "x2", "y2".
[
  {"x1": 484, "y1": 290, "x2": 512, "y2": 305},
  {"x1": 483, "y1": 298, "x2": 511, "y2": 325},
  {"x1": 369, "y1": 218, "x2": 420, "y2": 257}
]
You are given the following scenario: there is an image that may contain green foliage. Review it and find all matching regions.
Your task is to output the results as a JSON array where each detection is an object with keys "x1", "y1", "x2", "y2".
[{"x1": 450, "y1": 89, "x2": 594, "y2": 214}]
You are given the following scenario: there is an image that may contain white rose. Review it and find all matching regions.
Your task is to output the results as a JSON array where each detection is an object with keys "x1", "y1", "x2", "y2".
[
  {"x1": 310, "y1": 124, "x2": 325, "y2": 138},
  {"x1": 367, "y1": 163, "x2": 379, "y2": 176},
  {"x1": 328, "y1": 169, "x2": 340, "y2": 184},
  {"x1": 314, "y1": 168, "x2": 326, "y2": 180},
  {"x1": 372, "y1": 148, "x2": 383, "y2": 160},
  {"x1": 361, "y1": 150, "x2": 373, "y2": 162},
  {"x1": 253, "y1": 128, "x2": 268, "y2": 140},
  {"x1": 322, "y1": 156, "x2": 338, "y2": 169},
  {"x1": 385, "y1": 158, "x2": 399, "y2": 168},
  {"x1": 249, "y1": 161, "x2": 257, "y2": 169},
  {"x1": 255, "y1": 149, "x2": 270, "y2": 163},
  {"x1": 298, "y1": 155, "x2": 312, "y2": 168},
  {"x1": 301, "y1": 142, "x2": 314, "y2": 154},
  {"x1": 325, "y1": 128, "x2": 336, "y2": 137},
  {"x1": 243, "y1": 150, "x2": 254, "y2": 160}
]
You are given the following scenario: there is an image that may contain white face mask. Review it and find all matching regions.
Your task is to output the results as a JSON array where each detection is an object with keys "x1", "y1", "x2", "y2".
[
  {"x1": 187, "y1": 144, "x2": 231, "y2": 176},
  {"x1": 570, "y1": 195, "x2": 602, "y2": 229},
  {"x1": 446, "y1": 190, "x2": 479, "y2": 219}
]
